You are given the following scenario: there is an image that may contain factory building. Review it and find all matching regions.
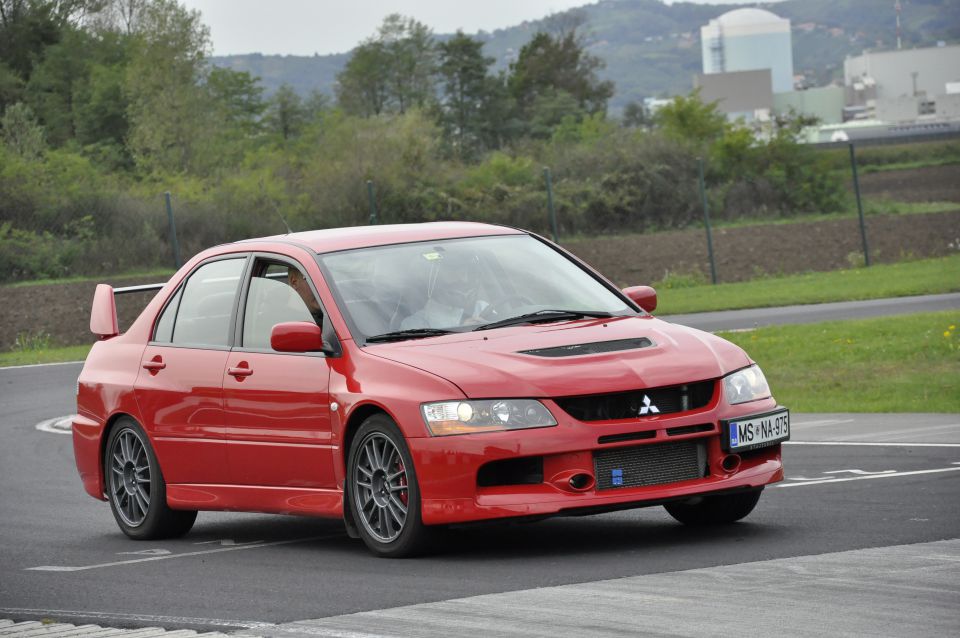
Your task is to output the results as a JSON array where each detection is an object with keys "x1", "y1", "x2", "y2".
[{"x1": 700, "y1": 8, "x2": 794, "y2": 94}]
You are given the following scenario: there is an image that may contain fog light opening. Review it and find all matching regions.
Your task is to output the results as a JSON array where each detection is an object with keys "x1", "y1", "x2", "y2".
[
  {"x1": 568, "y1": 473, "x2": 595, "y2": 491},
  {"x1": 721, "y1": 454, "x2": 741, "y2": 473}
]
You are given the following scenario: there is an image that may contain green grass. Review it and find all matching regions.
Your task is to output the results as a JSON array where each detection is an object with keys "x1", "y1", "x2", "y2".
[
  {"x1": 657, "y1": 255, "x2": 960, "y2": 315},
  {"x1": 0, "y1": 344, "x2": 91, "y2": 367},
  {"x1": 4, "y1": 268, "x2": 174, "y2": 288},
  {"x1": 858, "y1": 157, "x2": 960, "y2": 174},
  {"x1": 719, "y1": 311, "x2": 960, "y2": 413}
]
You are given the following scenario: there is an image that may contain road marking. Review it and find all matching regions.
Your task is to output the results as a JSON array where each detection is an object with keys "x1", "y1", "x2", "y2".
[
  {"x1": 35, "y1": 416, "x2": 75, "y2": 435},
  {"x1": 776, "y1": 466, "x2": 960, "y2": 488},
  {"x1": 192, "y1": 539, "x2": 263, "y2": 546},
  {"x1": 791, "y1": 419, "x2": 856, "y2": 427},
  {"x1": 0, "y1": 609, "x2": 272, "y2": 631},
  {"x1": 25, "y1": 535, "x2": 336, "y2": 573},
  {"x1": 822, "y1": 469, "x2": 895, "y2": 475},
  {"x1": 785, "y1": 441, "x2": 960, "y2": 448},
  {"x1": 0, "y1": 361, "x2": 84, "y2": 371}
]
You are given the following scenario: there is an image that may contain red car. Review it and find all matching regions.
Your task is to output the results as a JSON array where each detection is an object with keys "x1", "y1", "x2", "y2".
[{"x1": 74, "y1": 222, "x2": 788, "y2": 557}]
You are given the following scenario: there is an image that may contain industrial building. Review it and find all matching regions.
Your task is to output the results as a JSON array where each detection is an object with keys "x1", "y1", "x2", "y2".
[
  {"x1": 843, "y1": 44, "x2": 960, "y2": 123},
  {"x1": 700, "y1": 8, "x2": 794, "y2": 94},
  {"x1": 693, "y1": 7, "x2": 960, "y2": 141}
]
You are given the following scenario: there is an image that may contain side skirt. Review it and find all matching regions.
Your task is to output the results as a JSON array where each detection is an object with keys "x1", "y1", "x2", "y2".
[{"x1": 166, "y1": 484, "x2": 343, "y2": 518}]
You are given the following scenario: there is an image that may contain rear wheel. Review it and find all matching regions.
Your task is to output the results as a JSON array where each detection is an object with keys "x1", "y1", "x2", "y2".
[
  {"x1": 347, "y1": 414, "x2": 431, "y2": 557},
  {"x1": 663, "y1": 488, "x2": 763, "y2": 526},
  {"x1": 104, "y1": 418, "x2": 197, "y2": 539}
]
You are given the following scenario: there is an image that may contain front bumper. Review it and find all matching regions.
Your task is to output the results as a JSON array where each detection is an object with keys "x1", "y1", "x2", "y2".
[{"x1": 409, "y1": 397, "x2": 784, "y2": 525}]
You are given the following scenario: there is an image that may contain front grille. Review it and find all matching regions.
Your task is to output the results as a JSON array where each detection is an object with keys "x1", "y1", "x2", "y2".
[
  {"x1": 520, "y1": 337, "x2": 653, "y2": 358},
  {"x1": 556, "y1": 380, "x2": 715, "y2": 422},
  {"x1": 594, "y1": 440, "x2": 707, "y2": 490}
]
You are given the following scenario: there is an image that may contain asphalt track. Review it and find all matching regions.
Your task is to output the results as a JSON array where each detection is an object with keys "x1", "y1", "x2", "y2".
[
  {"x1": 1, "y1": 294, "x2": 958, "y2": 637},
  {"x1": 661, "y1": 291, "x2": 960, "y2": 331}
]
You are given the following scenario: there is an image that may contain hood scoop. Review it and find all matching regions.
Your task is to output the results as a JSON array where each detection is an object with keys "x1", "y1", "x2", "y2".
[{"x1": 519, "y1": 337, "x2": 654, "y2": 358}]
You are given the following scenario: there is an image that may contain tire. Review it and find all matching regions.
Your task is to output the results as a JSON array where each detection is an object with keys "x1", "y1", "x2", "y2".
[
  {"x1": 663, "y1": 488, "x2": 763, "y2": 526},
  {"x1": 347, "y1": 414, "x2": 431, "y2": 557},
  {"x1": 104, "y1": 417, "x2": 197, "y2": 540}
]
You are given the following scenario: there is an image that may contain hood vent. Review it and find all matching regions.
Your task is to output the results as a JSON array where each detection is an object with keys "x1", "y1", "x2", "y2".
[{"x1": 519, "y1": 337, "x2": 654, "y2": 358}]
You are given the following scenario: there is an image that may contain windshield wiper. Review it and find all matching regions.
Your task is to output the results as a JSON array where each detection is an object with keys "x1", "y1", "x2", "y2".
[
  {"x1": 364, "y1": 328, "x2": 456, "y2": 343},
  {"x1": 473, "y1": 309, "x2": 615, "y2": 332}
]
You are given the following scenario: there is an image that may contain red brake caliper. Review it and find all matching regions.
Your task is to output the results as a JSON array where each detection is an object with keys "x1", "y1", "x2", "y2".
[{"x1": 397, "y1": 459, "x2": 408, "y2": 506}]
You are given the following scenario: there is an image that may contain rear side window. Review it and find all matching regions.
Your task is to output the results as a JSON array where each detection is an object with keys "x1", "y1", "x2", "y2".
[
  {"x1": 153, "y1": 287, "x2": 183, "y2": 343},
  {"x1": 164, "y1": 258, "x2": 246, "y2": 347}
]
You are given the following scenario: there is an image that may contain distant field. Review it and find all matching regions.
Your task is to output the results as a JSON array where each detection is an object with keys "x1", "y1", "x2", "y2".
[
  {"x1": 656, "y1": 255, "x2": 960, "y2": 315},
  {"x1": 720, "y1": 310, "x2": 960, "y2": 413}
]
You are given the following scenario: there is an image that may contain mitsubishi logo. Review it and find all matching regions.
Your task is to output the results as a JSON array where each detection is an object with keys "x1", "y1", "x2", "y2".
[{"x1": 639, "y1": 395, "x2": 660, "y2": 415}]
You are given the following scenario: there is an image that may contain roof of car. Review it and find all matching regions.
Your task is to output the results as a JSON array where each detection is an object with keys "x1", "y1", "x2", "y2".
[{"x1": 243, "y1": 222, "x2": 525, "y2": 254}]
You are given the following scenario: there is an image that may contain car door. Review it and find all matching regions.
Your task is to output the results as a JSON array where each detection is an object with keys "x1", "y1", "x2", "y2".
[
  {"x1": 222, "y1": 255, "x2": 336, "y2": 489},
  {"x1": 134, "y1": 255, "x2": 247, "y2": 485}
]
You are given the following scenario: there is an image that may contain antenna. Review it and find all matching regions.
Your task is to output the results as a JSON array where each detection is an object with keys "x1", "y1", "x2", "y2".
[
  {"x1": 259, "y1": 179, "x2": 293, "y2": 234},
  {"x1": 895, "y1": 0, "x2": 902, "y2": 50}
]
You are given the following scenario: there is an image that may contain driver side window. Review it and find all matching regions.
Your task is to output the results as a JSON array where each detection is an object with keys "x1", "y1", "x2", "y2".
[{"x1": 241, "y1": 261, "x2": 320, "y2": 350}]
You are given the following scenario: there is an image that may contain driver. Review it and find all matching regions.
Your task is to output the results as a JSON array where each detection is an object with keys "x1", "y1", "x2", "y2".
[
  {"x1": 288, "y1": 268, "x2": 324, "y2": 325},
  {"x1": 400, "y1": 250, "x2": 488, "y2": 329}
]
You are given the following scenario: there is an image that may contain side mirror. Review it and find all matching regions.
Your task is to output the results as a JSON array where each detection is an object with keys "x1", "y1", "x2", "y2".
[
  {"x1": 270, "y1": 321, "x2": 332, "y2": 354},
  {"x1": 622, "y1": 285, "x2": 657, "y2": 313}
]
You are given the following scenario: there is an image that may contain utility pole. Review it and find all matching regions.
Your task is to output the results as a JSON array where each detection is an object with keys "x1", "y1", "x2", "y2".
[{"x1": 895, "y1": 1, "x2": 902, "y2": 50}]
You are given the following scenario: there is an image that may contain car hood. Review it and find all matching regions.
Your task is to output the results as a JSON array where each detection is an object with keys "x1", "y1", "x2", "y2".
[{"x1": 364, "y1": 316, "x2": 751, "y2": 398}]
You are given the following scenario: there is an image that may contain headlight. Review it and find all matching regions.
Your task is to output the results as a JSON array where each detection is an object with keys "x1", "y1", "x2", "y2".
[
  {"x1": 422, "y1": 399, "x2": 557, "y2": 436},
  {"x1": 723, "y1": 364, "x2": 771, "y2": 405}
]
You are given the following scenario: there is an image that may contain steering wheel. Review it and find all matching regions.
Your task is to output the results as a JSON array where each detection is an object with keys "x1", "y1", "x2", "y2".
[{"x1": 479, "y1": 294, "x2": 534, "y2": 320}]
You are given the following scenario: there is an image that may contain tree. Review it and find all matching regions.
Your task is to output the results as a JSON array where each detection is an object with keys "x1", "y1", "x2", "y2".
[
  {"x1": 336, "y1": 39, "x2": 389, "y2": 117},
  {"x1": 336, "y1": 14, "x2": 436, "y2": 117},
  {"x1": 622, "y1": 101, "x2": 650, "y2": 129},
  {"x1": 436, "y1": 31, "x2": 496, "y2": 159},
  {"x1": 265, "y1": 84, "x2": 305, "y2": 140},
  {"x1": 378, "y1": 14, "x2": 435, "y2": 114},
  {"x1": 0, "y1": 0, "x2": 101, "y2": 81},
  {"x1": 1, "y1": 101, "x2": 46, "y2": 158},
  {"x1": 207, "y1": 66, "x2": 264, "y2": 135},
  {"x1": 507, "y1": 24, "x2": 613, "y2": 137},
  {"x1": 124, "y1": 0, "x2": 214, "y2": 173},
  {"x1": 652, "y1": 90, "x2": 727, "y2": 144}
]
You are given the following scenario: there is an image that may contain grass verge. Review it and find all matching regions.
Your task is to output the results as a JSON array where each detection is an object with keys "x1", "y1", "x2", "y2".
[
  {"x1": 4, "y1": 268, "x2": 174, "y2": 288},
  {"x1": 0, "y1": 344, "x2": 91, "y2": 368},
  {"x1": 719, "y1": 311, "x2": 960, "y2": 413},
  {"x1": 658, "y1": 255, "x2": 960, "y2": 315}
]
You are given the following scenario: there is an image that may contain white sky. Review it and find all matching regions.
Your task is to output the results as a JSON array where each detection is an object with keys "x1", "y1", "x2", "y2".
[{"x1": 179, "y1": 0, "x2": 775, "y2": 57}]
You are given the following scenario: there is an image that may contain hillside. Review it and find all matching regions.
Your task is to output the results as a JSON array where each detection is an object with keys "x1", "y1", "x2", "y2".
[
  {"x1": 210, "y1": 0, "x2": 959, "y2": 110},
  {"x1": 210, "y1": 0, "x2": 960, "y2": 110}
]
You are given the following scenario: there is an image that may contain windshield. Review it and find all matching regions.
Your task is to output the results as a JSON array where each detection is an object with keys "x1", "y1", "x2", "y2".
[{"x1": 318, "y1": 235, "x2": 636, "y2": 341}]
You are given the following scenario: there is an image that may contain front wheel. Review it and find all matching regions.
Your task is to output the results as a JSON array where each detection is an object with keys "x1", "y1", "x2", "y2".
[
  {"x1": 663, "y1": 488, "x2": 763, "y2": 526},
  {"x1": 347, "y1": 414, "x2": 431, "y2": 557},
  {"x1": 104, "y1": 418, "x2": 197, "y2": 540}
]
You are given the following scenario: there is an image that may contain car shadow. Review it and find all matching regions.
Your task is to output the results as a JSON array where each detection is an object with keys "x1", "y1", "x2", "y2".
[{"x1": 183, "y1": 509, "x2": 784, "y2": 562}]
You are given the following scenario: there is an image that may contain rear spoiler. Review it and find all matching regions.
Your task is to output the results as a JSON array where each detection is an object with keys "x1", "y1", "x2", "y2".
[{"x1": 90, "y1": 282, "x2": 165, "y2": 339}]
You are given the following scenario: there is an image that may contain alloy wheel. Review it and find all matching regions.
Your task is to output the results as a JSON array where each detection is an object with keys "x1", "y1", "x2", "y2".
[
  {"x1": 353, "y1": 432, "x2": 409, "y2": 542},
  {"x1": 109, "y1": 428, "x2": 152, "y2": 527}
]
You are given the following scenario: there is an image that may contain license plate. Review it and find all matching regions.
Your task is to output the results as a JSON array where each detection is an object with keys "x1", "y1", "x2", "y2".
[{"x1": 723, "y1": 409, "x2": 790, "y2": 452}]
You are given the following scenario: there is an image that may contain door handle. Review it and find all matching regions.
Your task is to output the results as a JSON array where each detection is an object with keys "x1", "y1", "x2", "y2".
[
  {"x1": 142, "y1": 358, "x2": 166, "y2": 372},
  {"x1": 227, "y1": 365, "x2": 253, "y2": 378}
]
